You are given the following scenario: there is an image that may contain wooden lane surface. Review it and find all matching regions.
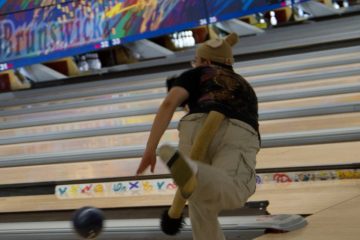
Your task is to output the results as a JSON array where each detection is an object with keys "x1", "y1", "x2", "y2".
[
  {"x1": 0, "y1": 112, "x2": 186, "y2": 138},
  {"x1": 255, "y1": 196, "x2": 360, "y2": 240},
  {"x1": 2, "y1": 73, "x2": 358, "y2": 119},
  {"x1": 0, "y1": 110, "x2": 359, "y2": 157},
  {"x1": 260, "y1": 92, "x2": 360, "y2": 110},
  {"x1": 0, "y1": 98, "x2": 164, "y2": 123},
  {"x1": 0, "y1": 60, "x2": 360, "y2": 122},
  {"x1": 257, "y1": 141, "x2": 360, "y2": 169},
  {"x1": 1, "y1": 89, "x2": 358, "y2": 124},
  {"x1": 240, "y1": 51, "x2": 360, "y2": 72},
  {"x1": 1, "y1": 65, "x2": 357, "y2": 119},
  {"x1": 0, "y1": 141, "x2": 359, "y2": 186},
  {"x1": 260, "y1": 112, "x2": 360, "y2": 134},
  {"x1": 0, "y1": 179, "x2": 359, "y2": 214},
  {"x1": 246, "y1": 63, "x2": 360, "y2": 81},
  {"x1": 2, "y1": 73, "x2": 358, "y2": 118},
  {"x1": 249, "y1": 180, "x2": 360, "y2": 215},
  {"x1": 1, "y1": 73, "x2": 359, "y2": 138},
  {"x1": 255, "y1": 75, "x2": 360, "y2": 94},
  {"x1": 1, "y1": 50, "x2": 359, "y2": 111},
  {"x1": 0, "y1": 76, "x2": 166, "y2": 112}
]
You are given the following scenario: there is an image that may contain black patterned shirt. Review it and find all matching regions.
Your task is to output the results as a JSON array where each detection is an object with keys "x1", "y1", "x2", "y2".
[{"x1": 167, "y1": 64, "x2": 260, "y2": 139}]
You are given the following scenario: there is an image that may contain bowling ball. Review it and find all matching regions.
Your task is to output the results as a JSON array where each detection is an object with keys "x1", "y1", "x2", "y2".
[{"x1": 72, "y1": 206, "x2": 104, "y2": 239}]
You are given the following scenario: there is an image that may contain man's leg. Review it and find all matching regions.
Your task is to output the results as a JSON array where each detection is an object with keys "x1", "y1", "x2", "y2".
[
  {"x1": 158, "y1": 145, "x2": 252, "y2": 240},
  {"x1": 165, "y1": 114, "x2": 259, "y2": 239},
  {"x1": 189, "y1": 200, "x2": 226, "y2": 240}
]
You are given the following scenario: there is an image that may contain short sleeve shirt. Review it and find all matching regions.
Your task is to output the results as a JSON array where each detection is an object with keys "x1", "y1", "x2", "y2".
[{"x1": 167, "y1": 65, "x2": 260, "y2": 137}]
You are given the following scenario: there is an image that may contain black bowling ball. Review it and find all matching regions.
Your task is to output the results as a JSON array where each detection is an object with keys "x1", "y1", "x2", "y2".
[{"x1": 72, "y1": 206, "x2": 104, "y2": 239}]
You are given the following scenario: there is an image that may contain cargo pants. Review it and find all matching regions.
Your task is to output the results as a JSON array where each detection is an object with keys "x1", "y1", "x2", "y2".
[{"x1": 177, "y1": 113, "x2": 260, "y2": 240}]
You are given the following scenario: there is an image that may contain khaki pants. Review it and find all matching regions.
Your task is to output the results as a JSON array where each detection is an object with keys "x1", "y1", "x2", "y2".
[{"x1": 177, "y1": 113, "x2": 260, "y2": 240}]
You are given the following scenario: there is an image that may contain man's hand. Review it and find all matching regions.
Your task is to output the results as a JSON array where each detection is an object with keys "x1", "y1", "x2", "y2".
[{"x1": 136, "y1": 148, "x2": 157, "y2": 175}]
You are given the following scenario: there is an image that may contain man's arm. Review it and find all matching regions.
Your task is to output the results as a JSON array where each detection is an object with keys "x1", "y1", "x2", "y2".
[{"x1": 136, "y1": 86, "x2": 189, "y2": 174}]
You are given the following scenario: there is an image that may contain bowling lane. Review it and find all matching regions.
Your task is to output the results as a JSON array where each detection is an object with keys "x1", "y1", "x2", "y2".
[
  {"x1": 0, "y1": 141, "x2": 359, "y2": 186},
  {"x1": 1, "y1": 54, "x2": 359, "y2": 113},
  {"x1": 0, "y1": 112, "x2": 186, "y2": 139},
  {"x1": 260, "y1": 92, "x2": 360, "y2": 110},
  {"x1": 255, "y1": 75, "x2": 360, "y2": 94},
  {"x1": 1, "y1": 95, "x2": 358, "y2": 140},
  {"x1": 255, "y1": 195, "x2": 360, "y2": 240},
  {"x1": 249, "y1": 179, "x2": 360, "y2": 215},
  {"x1": 2, "y1": 71, "x2": 358, "y2": 119},
  {"x1": 260, "y1": 112, "x2": 360, "y2": 134},
  {"x1": 0, "y1": 110, "x2": 358, "y2": 158},
  {"x1": 246, "y1": 62, "x2": 360, "y2": 81},
  {"x1": 0, "y1": 129, "x2": 175, "y2": 157},
  {"x1": 240, "y1": 50, "x2": 360, "y2": 72},
  {"x1": 0, "y1": 84, "x2": 358, "y2": 128},
  {"x1": 0, "y1": 85, "x2": 166, "y2": 112},
  {"x1": 0, "y1": 98, "x2": 164, "y2": 124}
]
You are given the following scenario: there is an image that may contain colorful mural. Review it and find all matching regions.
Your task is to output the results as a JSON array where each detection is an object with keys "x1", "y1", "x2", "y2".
[
  {"x1": 0, "y1": 0, "x2": 310, "y2": 71},
  {"x1": 0, "y1": 0, "x2": 71, "y2": 15},
  {"x1": 0, "y1": 1, "x2": 106, "y2": 68},
  {"x1": 104, "y1": 0, "x2": 207, "y2": 40},
  {"x1": 206, "y1": 0, "x2": 287, "y2": 23},
  {"x1": 0, "y1": 0, "x2": 208, "y2": 70}
]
